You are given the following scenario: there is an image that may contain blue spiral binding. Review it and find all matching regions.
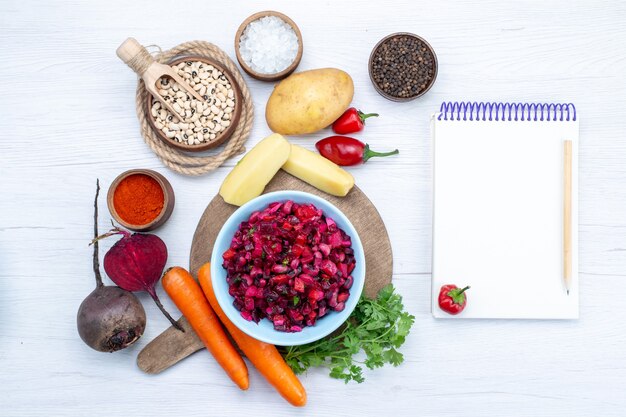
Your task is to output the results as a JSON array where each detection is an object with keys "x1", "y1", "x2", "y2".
[{"x1": 437, "y1": 102, "x2": 576, "y2": 122}]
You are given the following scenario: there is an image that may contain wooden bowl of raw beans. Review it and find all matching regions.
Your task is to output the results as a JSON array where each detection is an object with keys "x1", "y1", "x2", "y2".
[{"x1": 145, "y1": 56, "x2": 243, "y2": 152}]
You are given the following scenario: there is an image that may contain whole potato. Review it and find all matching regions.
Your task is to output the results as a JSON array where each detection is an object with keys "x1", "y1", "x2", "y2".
[{"x1": 266, "y1": 68, "x2": 354, "y2": 135}]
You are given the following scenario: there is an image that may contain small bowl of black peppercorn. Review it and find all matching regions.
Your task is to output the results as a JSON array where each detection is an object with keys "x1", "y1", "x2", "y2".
[{"x1": 369, "y1": 32, "x2": 438, "y2": 102}]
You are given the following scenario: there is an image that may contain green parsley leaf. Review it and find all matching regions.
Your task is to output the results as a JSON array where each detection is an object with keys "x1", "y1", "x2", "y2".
[{"x1": 383, "y1": 348, "x2": 404, "y2": 366}]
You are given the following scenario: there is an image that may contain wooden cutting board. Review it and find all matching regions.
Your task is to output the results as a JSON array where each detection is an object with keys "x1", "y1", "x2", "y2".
[{"x1": 137, "y1": 170, "x2": 393, "y2": 374}]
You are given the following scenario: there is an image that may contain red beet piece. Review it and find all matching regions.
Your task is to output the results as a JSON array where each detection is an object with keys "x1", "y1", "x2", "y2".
[{"x1": 98, "y1": 227, "x2": 183, "y2": 331}]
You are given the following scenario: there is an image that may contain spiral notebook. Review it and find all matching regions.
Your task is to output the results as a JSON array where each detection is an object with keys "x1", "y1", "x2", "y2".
[{"x1": 431, "y1": 102, "x2": 579, "y2": 319}]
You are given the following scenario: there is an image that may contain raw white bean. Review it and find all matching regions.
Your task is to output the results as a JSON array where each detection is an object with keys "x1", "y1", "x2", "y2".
[{"x1": 165, "y1": 130, "x2": 176, "y2": 138}]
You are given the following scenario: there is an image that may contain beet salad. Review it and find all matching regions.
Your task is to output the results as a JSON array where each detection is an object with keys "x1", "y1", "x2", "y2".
[{"x1": 222, "y1": 200, "x2": 356, "y2": 332}]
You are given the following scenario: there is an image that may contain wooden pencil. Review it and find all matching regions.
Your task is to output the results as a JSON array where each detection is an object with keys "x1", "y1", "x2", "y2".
[{"x1": 563, "y1": 140, "x2": 572, "y2": 294}]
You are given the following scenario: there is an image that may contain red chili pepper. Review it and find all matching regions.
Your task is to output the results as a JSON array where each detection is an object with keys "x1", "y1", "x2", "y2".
[
  {"x1": 438, "y1": 284, "x2": 470, "y2": 315},
  {"x1": 315, "y1": 136, "x2": 399, "y2": 166},
  {"x1": 332, "y1": 107, "x2": 379, "y2": 134}
]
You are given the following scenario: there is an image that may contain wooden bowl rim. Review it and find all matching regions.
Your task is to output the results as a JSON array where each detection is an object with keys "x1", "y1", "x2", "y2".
[
  {"x1": 368, "y1": 32, "x2": 438, "y2": 102},
  {"x1": 234, "y1": 10, "x2": 303, "y2": 82},
  {"x1": 107, "y1": 169, "x2": 175, "y2": 232},
  {"x1": 145, "y1": 55, "x2": 243, "y2": 152}
]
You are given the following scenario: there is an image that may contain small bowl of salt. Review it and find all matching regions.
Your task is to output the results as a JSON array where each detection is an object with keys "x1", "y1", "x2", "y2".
[{"x1": 235, "y1": 11, "x2": 303, "y2": 82}]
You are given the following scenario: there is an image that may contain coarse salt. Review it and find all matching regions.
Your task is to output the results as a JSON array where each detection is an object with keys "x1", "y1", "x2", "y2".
[{"x1": 239, "y1": 16, "x2": 299, "y2": 74}]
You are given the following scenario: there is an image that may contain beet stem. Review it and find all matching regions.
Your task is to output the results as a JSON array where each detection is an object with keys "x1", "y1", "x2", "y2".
[
  {"x1": 91, "y1": 225, "x2": 129, "y2": 245},
  {"x1": 147, "y1": 289, "x2": 184, "y2": 332},
  {"x1": 92, "y1": 179, "x2": 104, "y2": 289}
]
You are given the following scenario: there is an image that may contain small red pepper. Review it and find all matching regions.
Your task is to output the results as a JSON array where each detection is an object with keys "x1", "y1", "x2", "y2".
[
  {"x1": 332, "y1": 107, "x2": 379, "y2": 134},
  {"x1": 316, "y1": 136, "x2": 399, "y2": 166},
  {"x1": 438, "y1": 284, "x2": 470, "y2": 315}
]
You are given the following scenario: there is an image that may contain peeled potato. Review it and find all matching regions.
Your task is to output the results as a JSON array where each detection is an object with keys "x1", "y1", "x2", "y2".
[
  {"x1": 219, "y1": 133, "x2": 290, "y2": 206},
  {"x1": 266, "y1": 68, "x2": 354, "y2": 135},
  {"x1": 282, "y1": 144, "x2": 354, "y2": 197}
]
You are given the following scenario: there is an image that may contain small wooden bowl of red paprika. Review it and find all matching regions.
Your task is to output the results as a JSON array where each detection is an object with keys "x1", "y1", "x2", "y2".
[{"x1": 107, "y1": 169, "x2": 175, "y2": 232}]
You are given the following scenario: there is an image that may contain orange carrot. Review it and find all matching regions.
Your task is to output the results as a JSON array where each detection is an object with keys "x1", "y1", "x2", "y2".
[
  {"x1": 162, "y1": 266, "x2": 249, "y2": 390},
  {"x1": 198, "y1": 262, "x2": 307, "y2": 407}
]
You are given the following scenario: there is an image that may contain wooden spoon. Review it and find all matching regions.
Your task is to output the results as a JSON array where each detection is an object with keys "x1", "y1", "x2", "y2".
[{"x1": 116, "y1": 37, "x2": 204, "y2": 116}]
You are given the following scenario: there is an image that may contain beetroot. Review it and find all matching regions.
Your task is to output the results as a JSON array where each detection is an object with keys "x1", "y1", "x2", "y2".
[
  {"x1": 96, "y1": 227, "x2": 183, "y2": 331},
  {"x1": 223, "y1": 200, "x2": 356, "y2": 332},
  {"x1": 77, "y1": 181, "x2": 146, "y2": 352}
]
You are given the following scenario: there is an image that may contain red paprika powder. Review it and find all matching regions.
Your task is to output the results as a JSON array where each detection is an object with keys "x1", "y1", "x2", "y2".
[{"x1": 113, "y1": 174, "x2": 164, "y2": 225}]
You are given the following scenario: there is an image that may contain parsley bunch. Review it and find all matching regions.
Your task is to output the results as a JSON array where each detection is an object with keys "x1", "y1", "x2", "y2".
[{"x1": 281, "y1": 284, "x2": 414, "y2": 383}]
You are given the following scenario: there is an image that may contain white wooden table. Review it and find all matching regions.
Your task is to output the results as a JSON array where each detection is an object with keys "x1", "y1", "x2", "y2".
[{"x1": 2, "y1": 1, "x2": 626, "y2": 416}]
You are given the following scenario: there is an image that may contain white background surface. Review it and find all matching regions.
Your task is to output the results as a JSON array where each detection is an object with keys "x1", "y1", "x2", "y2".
[{"x1": 1, "y1": 1, "x2": 625, "y2": 416}]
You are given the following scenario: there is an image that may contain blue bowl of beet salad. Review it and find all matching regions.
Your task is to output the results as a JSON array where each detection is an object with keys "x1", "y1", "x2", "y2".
[{"x1": 211, "y1": 190, "x2": 365, "y2": 346}]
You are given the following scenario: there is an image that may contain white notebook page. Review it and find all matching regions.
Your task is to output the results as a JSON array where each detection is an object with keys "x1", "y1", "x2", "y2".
[{"x1": 431, "y1": 117, "x2": 579, "y2": 319}]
